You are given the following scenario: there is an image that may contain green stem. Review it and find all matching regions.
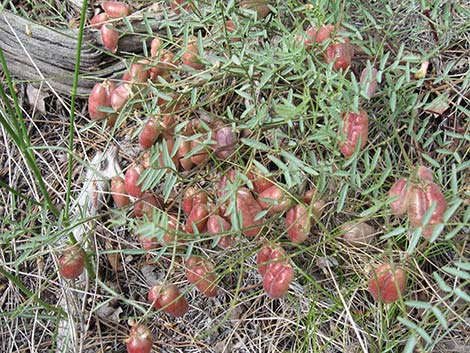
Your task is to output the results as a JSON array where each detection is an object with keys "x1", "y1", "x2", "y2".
[{"x1": 65, "y1": 0, "x2": 89, "y2": 220}]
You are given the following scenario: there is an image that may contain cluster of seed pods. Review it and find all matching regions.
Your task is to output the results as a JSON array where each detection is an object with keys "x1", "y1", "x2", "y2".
[
  {"x1": 297, "y1": 24, "x2": 379, "y2": 157},
  {"x1": 81, "y1": 3, "x2": 445, "y2": 345},
  {"x1": 91, "y1": 1, "x2": 132, "y2": 52}
]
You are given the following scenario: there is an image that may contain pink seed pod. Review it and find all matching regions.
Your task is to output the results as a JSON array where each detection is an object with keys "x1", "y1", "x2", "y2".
[
  {"x1": 407, "y1": 184, "x2": 428, "y2": 228},
  {"x1": 134, "y1": 192, "x2": 161, "y2": 219},
  {"x1": 185, "y1": 256, "x2": 218, "y2": 297},
  {"x1": 58, "y1": 245, "x2": 86, "y2": 280},
  {"x1": 389, "y1": 178, "x2": 410, "y2": 215},
  {"x1": 161, "y1": 215, "x2": 184, "y2": 246},
  {"x1": 182, "y1": 187, "x2": 208, "y2": 215},
  {"x1": 150, "y1": 36, "x2": 163, "y2": 58},
  {"x1": 263, "y1": 261, "x2": 294, "y2": 299},
  {"x1": 90, "y1": 13, "x2": 109, "y2": 29},
  {"x1": 324, "y1": 38, "x2": 354, "y2": 71},
  {"x1": 177, "y1": 140, "x2": 194, "y2": 171},
  {"x1": 256, "y1": 243, "x2": 293, "y2": 298},
  {"x1": 125, "y1": 164, "x2": 145, "y2": 198},
  {"x1": 207, "y1": 214, "x2": 233, "y2": 249},
  {"x1": 148, "y1": 282, "x2": 189, "y2": 317},
  {"x1": 214, "y1": 126, "x2": 236, "y2": 160},
  {"x1": 129, "y1": 60, "x2": 150, "y2": 84},
  {"x1": 111, "y1": 176, "x2": 130, "y2": 208},
  {"x1": 257, "y1": 185, "x2": 292, "y2": 216},
  {"x1": 102, "y1": 1, "x2": 131, "y2": 18},
  {"x1": 248, "y1": 166, "x2": 275, "y2": 194},
  {"x1": 417, "y1": 165, "x2": 434, "y2": 182},
  {"x1": 285, "y1": 204, "x2": 311, "y2": 244},
  {"x1": 139, "y1": 117, "x2": 161, "y2": 150},
  {"x1": 407, "y1": 181, "x2": 447, "y2": 239},
  {"x1": 301, "y1": 189, "x2": 325, "y2": 218},
  {"x1": 126, "y1": 323, "x2": 153, "y2": 353},
  {"x1": 150, "y1": 50, "x2": 176, "y2": 82},
  {"x1": 185, "y1": 203, "x2": 209, "y2": 234},
  {"x1": 236, "y1": 187, "x2": 264, "y2": 238},
  {"x1": 368, "y1": 263, "x2": 406, "y2": 304},
  {"x1": 303, "y1": 24, "x2": 335, "y2": 49},
  {"x1": 138, "y1": 233, "x2": 159, "y2": 250},
  {"x1": 190, "y1": 138, "x2": 211, "y2": 165},
  {"x1": 88, "y1": 80, "x2": 115, "y2": 120},
  {"x1": 181, "y1": 37, "x2": 204, "y2": 70},
  {"x1": 422, "y1": 182, "x2": 447, "y2": 239},
  {"x1": 359, "y1": 66, "x2": 378, "y2": 99},
  {"x1": 110, "y1": 83, "x2": 132, "y2": 111},
  {"x1": 100, "y1": 24, "x2": 119, "y2": 52},
  {"x1": 339, "y1": 110, "x2": 369, "y2": 157},
  {"x1": 256, "y1": 243, "x2": 288, "y2": 277}
]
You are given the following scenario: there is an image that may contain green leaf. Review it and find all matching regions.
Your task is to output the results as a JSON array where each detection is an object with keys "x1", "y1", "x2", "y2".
[
  {"x1": 454, "y1": 288, "x2": 470, "y2": 302},
  {"x1": 241, "y1": 138, "x2": 270, "y2": 151},
  {"x1": 431, "y1": 306, "x2": 449, "y2": 330},
  {"x1": 381, "y1": 227, "x2": 406, "y2": 239},
  {"x1": 433, "y1": 273, "x2": 452, "y2": 292},
  {"x1": 337, "y1": 184, "x2": 348, "y2": 213}
]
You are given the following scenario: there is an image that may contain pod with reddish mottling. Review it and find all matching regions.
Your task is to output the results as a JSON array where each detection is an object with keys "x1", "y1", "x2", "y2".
[
  {"x1": 339, "y1": 110, "x2": 369, "y2": 157},
  {"x1": 126, "y1": 323, "x2": 153, "y2": 353},
  {"x1": 303, "y1": 24, "x2": 335, "y2": 49},
  {"x1": 139, "y1": 117, "x2": 161, "y2": 150},
  {"x1": 125, "y1": 164, "x2": 144, "y2": 198},
  {"x1": 181, "y1": 37, "x2": 204, "y2": 70},
  {"x1": 257, "y1": 185, "x2": 292, "y2": 216},
  {"x1": 90, "y1": 13, "x2": 109, "y2": 29},
  {"x1": 148, "y1": 283, "x2": 188, "y2": 317},
  {"x1": 110, "y1": 83, "x2": 132, "y2": 111},
  {"x1": 389, "y1": 178, "x2": 409, "y2": 215},
  {"x1": 324, "y1": 38, "x2": 354, "y2": 71},
  {"x1": 256, "y1": 243, "x2": 288, "y2": 277},
  {"x1": 359, "y1": 66, "x2": 378, "y2": 99},
  {"x1": 190, "y1": 138, "x2": 211, "y2": 165},
  {"x1": 177, "y1": 139, "x2": 194, "y2": 171},
  {"x1": 101, "y1": 24, "x2": 119, "y2": 52},
  {"x1": 248, "y1": 167, "x2": 275, "y2": 194},
  {"x1": 182, "y1": 187, "x2": 208, "y2": 215},
  {"x1": 368, "y1": 263, "x2": 406, "y2": 303},
  {"x1": 88, "y1": 80, "x2": 115, "y2": 120},
  {"x1": 236, "y1": 187, "x2": 264, "y2": 237},
  {"x1": 58, "y1": 245, "x2": 86, "y2": 280},
  {"x1": 285, "y1": 204, "x2": 311, "y2": 244},
  {"x1": 185, "y1": 203, "x2": 209, "y2": 234},
  {"x1": 256, "y1": 243, "x2": 293, "y2": 298},
  {"x1": 408, "y1": 182, "x2": 447, "y2": 239},
  {"x1": 129, "y1": 60, "x2": 150, "y2": 84},
  {"x1": 263, "y1": 261, "x2": 294, "y2": 298},
  {"x1": 111, "y1": 176, "x2": 130, "y2": 208},
  {"x1": 134, "y1": 192, "x2": 161, "y2": 218},
  {"x1": 214, "y1": 125, "x2": 236, "y2": 160},
  {"x1": 150, "y1": 50, "x2": 176, "y2": 82},
  {"x1": 185, "y1": 256, "x2": 218, "y2": 297},
  {"x1": 102, "y1": 1, "x2": 131, "y2": 18},
  {"x1": 207, "y1": 214, "x2": 233, "y2": 248}
]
